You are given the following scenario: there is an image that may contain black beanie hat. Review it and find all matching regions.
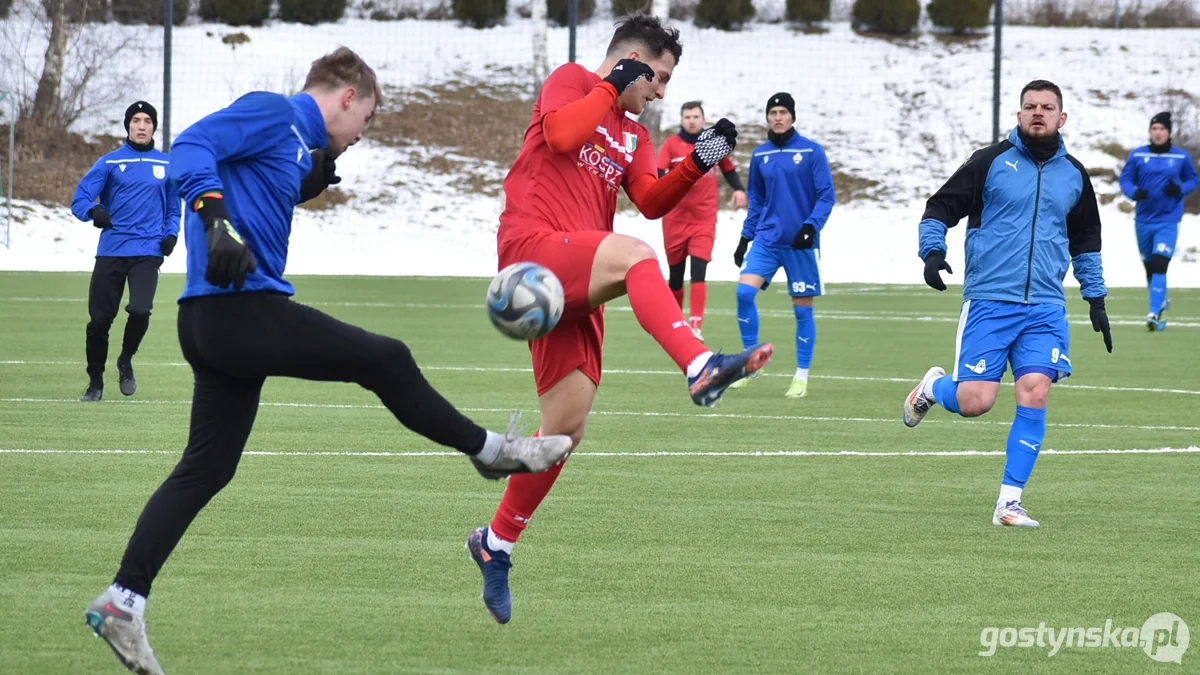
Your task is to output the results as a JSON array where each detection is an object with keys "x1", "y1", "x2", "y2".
[
  {"x1": 766, "y1": 92, "x2": 795, "y2": 121},
  {"x1": 1150, "y1": 111, "x2": 1172, "y2": 132},
  {"x1": 124, "y1": 101, "x2": 158, "y2": 133}
]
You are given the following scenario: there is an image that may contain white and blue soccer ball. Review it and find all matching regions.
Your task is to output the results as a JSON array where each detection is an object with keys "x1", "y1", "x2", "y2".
[{"x1": 486, "y1": 262, "x2": 564, "y2": 341}]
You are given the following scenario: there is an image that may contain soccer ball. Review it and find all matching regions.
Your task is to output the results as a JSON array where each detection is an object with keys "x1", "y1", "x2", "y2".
[{"x1": 486, "y1": 262, "x2": 564, "y2": 340}]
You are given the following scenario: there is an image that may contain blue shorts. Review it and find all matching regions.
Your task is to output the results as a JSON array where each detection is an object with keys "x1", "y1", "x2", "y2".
[
  {"x1": 1136, "y1": 221, "x2": 1178, "y2": 261},
  {"x1": 741, "y1": 243, "x2": 822, "y2": 297},
  {"x1": 953, "y1": 300, "x2": 1072, "y2": 383}
]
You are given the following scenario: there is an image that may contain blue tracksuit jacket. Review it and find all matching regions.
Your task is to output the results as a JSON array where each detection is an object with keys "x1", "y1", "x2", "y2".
[
  {"x1": 71, "y1": 141, "x2": 180, "y2": 257},
  {"x1": 170, "y1": 92, "x2": 327, "y2": 300},
  {"x1": 918, "y1": 128, "x2": 1107, "y2": 305},
  {"x1": 741, "y1": 132, "x2": 835, "y2": 248}
]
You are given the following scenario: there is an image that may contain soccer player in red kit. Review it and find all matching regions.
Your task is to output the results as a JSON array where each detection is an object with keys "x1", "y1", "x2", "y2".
[
  {"x1": 466, "y1": 14, "x2": 774, "y2": 624},
  {"x1": 657, "y1": 101, "x2": 748, "y2": 341}
]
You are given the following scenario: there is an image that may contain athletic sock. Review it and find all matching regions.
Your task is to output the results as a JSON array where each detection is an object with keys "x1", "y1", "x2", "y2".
[
  {"x1": 626, "y1": 259, "x2": 709, "y2": 372},
  {"x1": 931, "y1": 376, "x2": 962, "y2": 415},
  {"x1": 1001, "y1": 405, "x2": 1046, "y2": 494},
  {"x1": 689, "y1": 281, "x2": 706, "y2": 330},
  {"x1": 793, "y1": 305, "x2": 814, "y2": 369},
  {"x1": 735, "y1": 283, "x2": 759, "y2": 349}
]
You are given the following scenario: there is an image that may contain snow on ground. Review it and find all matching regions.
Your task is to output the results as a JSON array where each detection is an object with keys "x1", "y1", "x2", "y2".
[{"x1": 1, "y1": 16, "x2": 1198, "y2": 285}]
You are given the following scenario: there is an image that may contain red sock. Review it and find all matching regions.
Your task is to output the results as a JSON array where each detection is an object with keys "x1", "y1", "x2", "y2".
[
  {"x1": 489, "y1": 460, "x2": 566, "y2": 542},
  {"x1": 625, "y1": 259, "x2": 709, "y2": 372},
  {"x1": 689, "y1": 281, "x2": 706, "y2": 329},
  {"x1": 671, "y1": 286, "x2": 685, "y2": 309}
]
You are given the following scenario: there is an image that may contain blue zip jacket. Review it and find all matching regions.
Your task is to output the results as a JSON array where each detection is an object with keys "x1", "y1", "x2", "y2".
[
  {"x1": 170, "y1": 92, "x2": 326, "y2": 300},
  {"x1": 1119, "y1": 144, "x2": 1198, "y2": 224},
  {"x1": 741, "y1": 131, "x2": 835, "y2": 248},
  {"x1": 71, "y1": 141, "x2": 180, "y2": 257},
  {"x1": 918, "y1": 128, "x2": 1106, "y2": 305}
]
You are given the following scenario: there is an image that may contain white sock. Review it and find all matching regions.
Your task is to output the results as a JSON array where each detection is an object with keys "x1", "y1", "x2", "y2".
[
  {"x1": 108, "y1": 583, "x2": 146, "y2": 616},
  {"x1": 921, "y1": 374, "x2": 937, "y2": 399},
  {"x1": 997, "y1": 484, "x2": 1023, "y2": 506},
  {"x1": 476, "y1": 430, "x2": 504, "y2": 465},
  {"x1": 486, "y1": 527, "x2": 515, "y2": 554},
  {"x1": 794, "y1": 368, "x2": 809, "y2": 381},
  {"x1": 685, "y1": 351, "x2": 714, "y2": 379}
]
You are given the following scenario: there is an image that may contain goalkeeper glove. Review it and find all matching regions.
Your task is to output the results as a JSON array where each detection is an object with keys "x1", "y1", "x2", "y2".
[{"x1": 195, "y1": 192, "x2": 257, "y2": 290}]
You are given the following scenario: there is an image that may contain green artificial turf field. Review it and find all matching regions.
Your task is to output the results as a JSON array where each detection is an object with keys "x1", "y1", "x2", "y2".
[{"x1": 1, "y1": 272, "x2": 1196, "y2": 673}]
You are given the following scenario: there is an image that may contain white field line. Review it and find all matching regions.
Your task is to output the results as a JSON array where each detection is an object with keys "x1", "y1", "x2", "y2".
[
  {"x1": 2, "y1": 398, "x2": 1198, "y2": 434},
  {"x1": 1, "y1": 447, "x2": 1198, "y2": 458},
  {"x1": 2, "y1": 362, "x2": 1198, "y2": 396}
]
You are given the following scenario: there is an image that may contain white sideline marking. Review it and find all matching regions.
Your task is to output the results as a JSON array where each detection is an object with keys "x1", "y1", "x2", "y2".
[
  {"x1": 2, "y1": 398, "x2": 1199, "y2": 433},
  {"x1": 3, "y1": 362, "x2": 1198, "y2": 396},
  {"x1": 1, "y1": 447, "x2": 1198, "y2": 458}
]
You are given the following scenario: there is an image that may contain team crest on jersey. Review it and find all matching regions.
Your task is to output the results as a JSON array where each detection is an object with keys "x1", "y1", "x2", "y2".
[
  {"x1": 793, "y1": 152, "x2": 802, "y2": 164},
  {"x1": 623, "y1": 132, "x2": 638, "y2": 152},
  {"x1": 152, "y1": 165, "x2": 166, "y2": 179}
]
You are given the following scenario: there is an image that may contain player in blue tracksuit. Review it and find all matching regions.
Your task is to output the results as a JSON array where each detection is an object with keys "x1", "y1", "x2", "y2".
[
  {"x1": 1119, "y1": 111, "x2": 1198, "y2": 331},
  {"x1": 731, "y1": 92, "x2": 835, "y2": 398},
  {"x1": 902, "y1": 80, "x2": 1112, "y2": 528},
  {"x1": 71, "y1": 101, "x2": 180, "y2": 401},
  {"x1": 82, "y1": 48, "x2": 570, "y2": 675}
]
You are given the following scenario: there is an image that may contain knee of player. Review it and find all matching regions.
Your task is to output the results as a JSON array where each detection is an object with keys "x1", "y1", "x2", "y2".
[
  {"x1": 126, "y1": 307, "x2": 153, "y2": 318},
  {"x1": 957, "y1": 392, "x2": 996, "y2": 417},
  {"x1": 1147, "y1": 254, "x2": 1171, "y2": 275},
  {"x1": 735, "y1": 282, "x2": 758, "y2": 303},
  {"x1": 1014, "y1": 383, "x2": 1051, "y2": 409},
  {"x1": 628, "y1": 239, "x2": 657, "y2": 264}
]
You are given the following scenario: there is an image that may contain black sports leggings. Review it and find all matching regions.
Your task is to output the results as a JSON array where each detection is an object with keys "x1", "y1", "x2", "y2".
[{"x1": 113, "y1": 292, "x2": 487, "y2": 596}]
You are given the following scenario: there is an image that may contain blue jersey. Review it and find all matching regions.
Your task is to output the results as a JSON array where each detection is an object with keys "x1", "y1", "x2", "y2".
[
  {"x1": 918, "y1": 128, "x2": 1107, "y2": 306},
  {"x1": 741, "y1": 132, "x2": 835, "y2": 248},
  {"x1": 71, "y1": 141, "x2": 180, "y2": 257},
  {"x1": 170, "y1": 92, "x2": 327, "y2": 300},
  {"x1": 1119, "y1": 144, "x2": 1198, "y2": 224}
]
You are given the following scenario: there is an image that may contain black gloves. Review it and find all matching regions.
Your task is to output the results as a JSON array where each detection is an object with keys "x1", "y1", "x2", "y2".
[
  {"x1": 733, "y1": 236, "x2": 750, "y2": 268},
  {"x1": 90, "y1": 205, "x2": 112, "y2": 230},
  {"x1": 1165, "y1": 180, "x2": 1181, "y2": 198},
  {"x1": 1132, "y1": 188, "x2": 1148, "y2": 201},
  {"x1": 922, "y1": 250, "x2": 953, "y2": 291},
  {"x1": 603, "y1": 59, "x2": 654, "y2": 95},
  {"x1": 195, "y1": 193, "x2": 257, "y2": 290},
  {"x1": 1087, "y1": 296, "x2": 1113, "y2": 353},
  {"x1": 791, "y1": 223, "x2": 816, "y2": 249},
  {"x1": 159, "y1": 235, "x2": 177, "y2": 257},
  {"x1": 299, "y1": 148, "x2": 341, "y2": 203},
  {"x1": 691, "y1": 118, "x2": 737, "y2": 173}
]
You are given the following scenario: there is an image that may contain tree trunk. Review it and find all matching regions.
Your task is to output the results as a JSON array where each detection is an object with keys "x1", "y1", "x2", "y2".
[{"x1": 32, "y1": 0, "x2": 68, "y2": 128}]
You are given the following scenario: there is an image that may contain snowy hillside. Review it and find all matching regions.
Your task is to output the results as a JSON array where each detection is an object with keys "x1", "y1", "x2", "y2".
[{"x1": 1, "y1": 15, "x2": 1198, "y2": 287}]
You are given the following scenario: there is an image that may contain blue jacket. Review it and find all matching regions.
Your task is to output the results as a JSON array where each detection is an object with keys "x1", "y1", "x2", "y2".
[
  {"x1": 71, "y1": 141, "x2": 180, "y2": 257},
  {"x1": 1119, "y1": 144, "x2": 1198, "y2": 224},
  {"x1": 919, "y1": 128, "x2": 1106, "y2": 305},
  {"x1": 741, "y1": 131, "x2": 835, "y2": 248},
  {"x1": 170, "y1": 92, "x2": 327, "y2": 300}
]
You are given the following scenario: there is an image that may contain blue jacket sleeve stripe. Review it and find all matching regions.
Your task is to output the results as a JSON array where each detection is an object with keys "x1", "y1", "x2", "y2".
[
  {"x1": 1072, "y1": 252, "x2": 1106, "y2": 299},
  {"x1": 918, "y1": 218, "x2": 948, "y2": 260}
]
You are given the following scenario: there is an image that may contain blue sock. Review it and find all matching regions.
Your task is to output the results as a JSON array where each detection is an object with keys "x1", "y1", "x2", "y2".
[
  {"x1": 1150, "y1": 273, "x2": 1167, "y2": 316},
  {"x1": 793, "y1": 305, "x2": 814, "y2": 368},
  {"x1": 931, "y1": 376, "x2": 961, "y2": 415},
  {"x1": 1002, "y1": 406, "x2": 1046, "y2": 488},
  {"x1": 735, "y1": 283, "x2": 759, "y2": 349}
]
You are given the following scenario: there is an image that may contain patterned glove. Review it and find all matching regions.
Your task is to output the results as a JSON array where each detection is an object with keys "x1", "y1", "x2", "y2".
[{"x1": 691, "y1": 118, "x2": 737, "y2": 173}]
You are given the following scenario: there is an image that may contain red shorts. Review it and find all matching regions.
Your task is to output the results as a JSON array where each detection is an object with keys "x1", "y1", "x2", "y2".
[
  {"x1": 662, "y1": 222, "x2": 716, "y2": 266},
  {"x1": 498, "y1": 228, "x2": 611, "y2": 396}
]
